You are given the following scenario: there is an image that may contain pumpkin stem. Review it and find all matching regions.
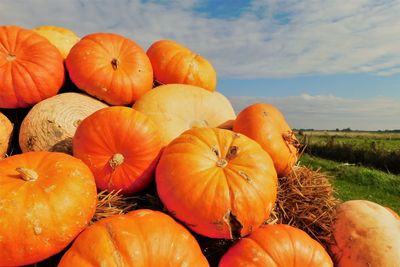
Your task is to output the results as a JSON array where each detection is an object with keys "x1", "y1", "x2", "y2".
[
  {"x1": 109, "y1": 153, "x2": 124, "y2": 170},
  {"x1": 16, "y1": 167, "x2": 39, "y2": 181},
  {"x1": 6, "y1": 53, "x2": 16, "y2": 62},
  {"x1": 111, "y1": 58, "x2": 120, "y2": 70},
  {"x1": 216, "y1": 159, "x2": 228, "y2": 168}
]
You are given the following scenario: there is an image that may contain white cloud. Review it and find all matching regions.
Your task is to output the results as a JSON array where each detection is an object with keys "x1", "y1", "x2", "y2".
[
  {"x1": 229, "y1": 94, "x2": 400, "y2": 130},
  {"x1": 1, "y1": 0, "x2": 400, "y2": 78}
]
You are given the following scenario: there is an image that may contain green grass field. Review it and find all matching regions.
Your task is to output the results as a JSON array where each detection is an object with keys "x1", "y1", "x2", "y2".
[{"x1": 299, "y1": 154, "x2": 400, "y2": 213}]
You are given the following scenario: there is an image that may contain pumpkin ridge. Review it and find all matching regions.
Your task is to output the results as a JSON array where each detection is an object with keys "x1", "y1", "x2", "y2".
[
  {"x1": 104, "y1": 222, "x2": 125, "y2": 266},
  {"x1": 247, "y1": 237, "x2": 279, "y2": 267},
  {"x1": 14, "y1": 61, "x2": 43, "y2": 100}
]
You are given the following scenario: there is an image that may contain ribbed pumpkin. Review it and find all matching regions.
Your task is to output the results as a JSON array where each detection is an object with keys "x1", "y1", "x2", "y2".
[
  {"x1": 0, "y1": 112, "x2": 13, "y2": 158},
  {"x1": 58, "y1": 209, "x2": 210, "y2": 267},
  {"x1": 33, "y1": 25, "x2": 80, "y2": 59},
  {"x1": 19, "y1": 92, "x2": 108, "y2": 154},
  {"x1": 0, "y1": 25, "x2": 65, "y2": 108},
  {"x1": 147, "y1": 39, "x2": 216, "y2": 91},
  {"x1": 66, "y1": 32, "x2": 153, "y2": 105},
  {"x1": 156, "y1": 127, "x2": 277, "y2": 239},
  {"x1": 233, "y1": 103, "x2": 298, "y2": 177},
  {"x1": 219, "y1": 224, "x2": 333, "y2": 267},
  {"x1": 73, "y1": 106, "x2": 162, "y2": 195},
  {"x1": 0, "y1": 151, "x2": 97, "y2": 266},
  {"x1": 133, "y1": 84, "x2": 236, "y2": 146}
]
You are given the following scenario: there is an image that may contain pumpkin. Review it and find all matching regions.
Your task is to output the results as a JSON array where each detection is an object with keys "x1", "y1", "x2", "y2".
[
  {"x1": 73, "y1": 106, "x2": 162, "y2": 195},
  {"x1": 133, "y1": 84, "x2": 236, "y2": 146},
  {"x1": 19, "y1": 92, "x2": 108, "y2": 154},
  {"x1": 33, "y1": 25, "x2": 80, "y2": 59},
  {"x1": 0, "y1": 112, "x2": 13, "y2": 158},
  {"x1": 66, "y1": 32, "x2": 153, "y2": 105},
  {"x1": 156, "y1": 127, "x2": 277, "y2": 239},
  {"x1": 331, "y1": 200, "x2": 400, "y2": 267},
  {"x1": 0, "y1": 151, "x2": 97, "y2": 266},
  {"x1": 0, "y1": 25, "x2": 65, "y2": 108},
  {"x1": 59, "y1": 209, "x2": 209, "y2": 267},
  {"x1": 233, "y1": 103, "x2": 299, "y2": 177},
  {"x1": 147, "y1": 39, "x2": 217, "y2": 91},
  {"x1": 219, "y1": 224, "x2": 333, "y2": 267},
  {"x1": 386, "y1": 207, "x2": 400, "y2": 220}
]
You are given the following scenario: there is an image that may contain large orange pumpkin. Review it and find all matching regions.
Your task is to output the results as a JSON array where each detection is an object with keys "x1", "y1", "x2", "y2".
[
  {"x1": 156, "y1": 127, "x2": 277, "y2": 239},
  {"x1": 66, "y1": 32, "x2": 153, "y2": 105},
  {"x1": 233, "y1": 103, "x2": 299, "y2": 177},
  {"x1": 219, "y1": 224, "x2": 333, "y2": 267},
  {"x1": 147, "y1": 39, "x2": 217, "y2": 91},
  {"x1": 133, "y1": 84, "x2": 236, "y2": 146},
  {"x1": 0, "y1": 25, "x2": 65, "y2": 108},
  {"x1": 59, "y1": 209, "x2": 210, "y2": 267},
  {"x1": 0, "y1": 151, "x2": 97, "y2": 266},
  {"x1": 33, "y1": 25, "x2": 80, "y2": 59},
  {"x1": 73, "y1": 106, "x2": 162, "y2": 195},
  {"x1": 0, "y1": 112, "x2": 13, "y2": 158}
]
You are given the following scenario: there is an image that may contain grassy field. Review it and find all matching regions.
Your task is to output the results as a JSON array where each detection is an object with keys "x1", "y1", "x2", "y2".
[
  {"x1": 299, "y1": 154, "x2": 400, "y2": 213},
  {"x1": 297, "y1": 130, "x2": 400, "y2": 174}
]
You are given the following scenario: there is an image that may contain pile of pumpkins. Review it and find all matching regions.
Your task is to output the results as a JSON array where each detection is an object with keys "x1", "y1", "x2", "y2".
[{"x1": 0, "y1": 25, "x2": 399, "y2": 267}]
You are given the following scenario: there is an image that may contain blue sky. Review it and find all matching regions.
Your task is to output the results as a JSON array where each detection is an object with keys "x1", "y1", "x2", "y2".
[{"x1": 2, "y1": 0, "x2": 400, "y2": 130}]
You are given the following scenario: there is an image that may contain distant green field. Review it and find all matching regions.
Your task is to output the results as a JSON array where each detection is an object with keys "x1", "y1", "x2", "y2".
[
  {"x1": 299, "y1": 154, "x2": 400, "y2": 214},
  {"x1": 297, "y1": 131, "x2": 400, "y2": 174}
]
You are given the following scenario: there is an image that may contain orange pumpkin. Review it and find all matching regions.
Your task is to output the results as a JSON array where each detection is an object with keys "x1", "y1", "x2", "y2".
[
  {"x1": 0, "y1": 25, "x2": 65, "y2": 108},
  {"x1": 156, "y1": 127, "x2": 277, "y2": 239},
  {"x1": 0, "y1": 112, "x2": 13, "y2": 158},
  {"x1": 0, "y1": 151, "x2": 97, "y2": 266},
  {"x1": 147, "y1": 40, "x2": 217, "y2": 91},
  {"x1": 219, "y1": 224, "x2": 333, "y2": 267},
  {"x1": 66, "y1": 32, "x2": 153, "y2": 105},
  {"x1": 233, "y1": 103, "x2": 298, "y2": 177},
  {"x1": 73, "y1": 106, "x2": 162, "y2": 195},
  {"x1": 59, "y1": 209, "x2": 210, "y2": 267}
]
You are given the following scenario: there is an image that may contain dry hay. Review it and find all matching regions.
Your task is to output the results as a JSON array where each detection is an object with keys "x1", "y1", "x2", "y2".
[{"x1": 267, "y1": 165, "x2": 339, "y2": 248}]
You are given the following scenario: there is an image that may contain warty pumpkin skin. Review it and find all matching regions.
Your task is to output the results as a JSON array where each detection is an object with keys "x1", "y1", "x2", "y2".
[
  {"x1": 73, "y1": 106, "x2": 162, "y2": 195},
  {"x1": 33, "y1": 25, "x2": 80, "y2": 59},
  {"x1": 66, "y1": 32, "x2": 153, "y2": 105},
  {"x1": 19, "y1": 92, "x2": 108, "y2": 154},
  {"x1": 0, "y1": 25, "x2": 65, "y2": 108},
  {"x1": 133, "y1": 84, "x2": 236, "y2": 146},
  {"x1": 331, "y1": 200, "x2": 400, "y2": 267},
  {"x1": 156, "y1": 127, "x2": 277, "y2": 239},
  {"x1": 219, "y1": 224, "x2": 333, "y2": 267},
  {"x1": 0, "y1": 151, "x2": 97, "y2": 266},
  {"x1": 147, "y1": 39, "x2": 217, "y2": 91},
  {"x1": 233, "y1": 103, "x2": 299, "y2": 177},
  {"x1": 58, "y1": 209, "x2": 210, "y2": 267},
  {"x1": 0, "y1": 112, "x2": 13, "y2": 158}
]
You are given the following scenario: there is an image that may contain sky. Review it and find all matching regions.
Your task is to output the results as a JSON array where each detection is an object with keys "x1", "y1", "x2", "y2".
[{"x1": 2, "y1": 0, "x2": 400, "y2": 130}]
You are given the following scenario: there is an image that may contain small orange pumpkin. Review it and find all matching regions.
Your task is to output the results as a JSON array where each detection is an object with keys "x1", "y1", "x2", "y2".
[
  {"x1": 0, "y1": 25, "x2": 65, "y2": 108},
  {"x1": 59, "y1": 209, "x2": 210, "y2": 267},
  {"x1": 233, "y1": 103, "x2": 299, "y2": 177},
  {"x1": 0, "y1": 151, "x2": 97, "y2": 266},
  {"x1": 156, "y1": 127, "x2": 277, "y2": 239},
  {"x1": 66, "y1": 32, "x2": 153, "y2": 105},
  {"x1": 147, "y1": 40, "x2": 217, "y2": 91},
  {"x1": 219, "y1": 224, "x2": 333, "y2": 267},
  {"x1": 73, "y1": 106, "x2": 162, "y2": 195}
]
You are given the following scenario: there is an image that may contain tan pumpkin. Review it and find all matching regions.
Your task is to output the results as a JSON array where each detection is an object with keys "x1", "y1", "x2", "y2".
[
  {"x1": 133, "y1": 84, "x2": 236, "y2": 145},
  {"x1": 33, "y1": 25, "x2": 80, "y2": 59},
  {"x1": 0, "y1": 112, "x2": 13, "y2": 158},
  {"x1": 19, "y1": 92, "x2": 108, "y2": 154},
  {"x1": 331, "y1": 200, "x2": 400, "y2": 267}
]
